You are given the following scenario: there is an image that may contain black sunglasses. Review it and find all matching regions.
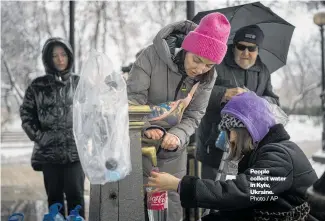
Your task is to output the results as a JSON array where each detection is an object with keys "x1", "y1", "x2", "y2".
[{"x1": 236, "y1": 43, "x2": 258, "y2": 52}]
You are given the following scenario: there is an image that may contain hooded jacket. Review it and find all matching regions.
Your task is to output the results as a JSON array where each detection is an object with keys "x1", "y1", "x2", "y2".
[
  {"x1": 127, "y1": 20, "x2": 217, "y2": 153},
  {"x1": 306, "y1": 171, "x2": 325, "y2": 220},
  {"x1": 181, "y1": 124, "x2": 319, "y2": 221},
  {"x1": 20, "y1": 37, "x2": 80, "y2": 170},
  {"x1": 180, "y1": 93, "x2": 318, "y2": 220}
]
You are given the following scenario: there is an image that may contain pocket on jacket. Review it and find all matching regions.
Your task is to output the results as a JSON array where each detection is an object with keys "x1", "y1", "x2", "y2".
[
  {"x1": 31, "y1": 143, "x2": 43, "y2": 171},
  {"x1": 37, "y1": 131, "x2": 57, "y2": 148},
  {"x1": 158, "y1": 149, "x2": 187, "y2": 176}
]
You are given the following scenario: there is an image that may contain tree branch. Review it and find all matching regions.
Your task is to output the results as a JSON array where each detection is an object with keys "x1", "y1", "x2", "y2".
[
  {"x1": 2, "y1": 51, "x2": 24, "y2": 103},
  {"x1": 288, "y1": 82, "x2": 321, "y2": 114},
  {"x1": 1, "y1": 90, "x2": 12, "y2": 127},
  {"x1": 42, "y1": 1, "x2": 53, "y2": 37},
  {"x1": 93, "y1": 2, "x2": 102, "y2": 49},
  {"x1": 117, "y1": 2, "x2": 129, "y2": 63},
  {"x1": 102, "y1": 1, "x2": 108, "y2": 53},
  {"x1": 60, "y1": 1, "x2": 68, "y2": 39}
]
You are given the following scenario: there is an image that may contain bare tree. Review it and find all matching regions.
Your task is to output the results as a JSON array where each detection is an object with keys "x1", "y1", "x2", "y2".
[
  {"x1": 116, "y1": 2, "x2": 130, "y2": 64},
  {"x1": 144, "y1": 1, "x2": 185, "y2": 27},
  {"x1": 74, "y1": 1, "x2": 93, "y2": 73},
  {"x1": 288, "y1": 82, "x2": 321, "y2": 114},
  {"x1": 42, "y1": 1, "x2": 54, "y2": 37},
  {"x1": 1, "y1": 83, "x2": 13, "y2": 126},
  {"x1": 60, "y1": 1, "x2": 68, "y2": 39},
  {"x1": 102, "y1": 1, "x2": 108, "y2": 54},
  {"x1": 277, "y1": 36, "x2": 321, "y2": 114},
  {"x1": 2, "y1": 52, "x2": 24, "y2": 103},
  {"x1": 93, "y1": 2, "x2": 104, "y2": 49}
]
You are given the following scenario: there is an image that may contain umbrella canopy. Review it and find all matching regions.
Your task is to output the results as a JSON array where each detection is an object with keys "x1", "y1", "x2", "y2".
[{"x1": 192, "y1": 2, "x2": 295, "y2": 74}]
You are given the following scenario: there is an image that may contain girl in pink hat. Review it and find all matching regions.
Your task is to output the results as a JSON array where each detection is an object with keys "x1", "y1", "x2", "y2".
[{"x1": 127, "y1": 13, "x2": 230, "y2": 221}]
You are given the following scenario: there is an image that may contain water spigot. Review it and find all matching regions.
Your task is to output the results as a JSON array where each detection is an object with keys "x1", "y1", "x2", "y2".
[{"x1": 141, "y1": 146, "x2": 157, "y2": 167}]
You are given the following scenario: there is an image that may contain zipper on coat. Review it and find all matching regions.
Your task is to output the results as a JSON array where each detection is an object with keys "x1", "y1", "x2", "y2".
[
  {"x1": 55, "y1": 73, "x2": 61, "y2": 161},
  {"x1": 231, "y1": 71, "x2": 239, "y2": 87},
  {"x1": 245, "y1": 70, "x2": 248, "y2": 86}
]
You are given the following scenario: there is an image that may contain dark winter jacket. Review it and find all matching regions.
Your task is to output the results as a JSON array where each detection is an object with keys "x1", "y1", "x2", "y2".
[
  {"x1": 196, "y1": 47, "x2": 280, "y2": 168},
  {"x1": 181, "y1": 124, "x2": 319, "y2": 221},
  {"x1": 20, "y1": 38, "x2": 79, "y2": 170},
  {"x1": 306, "y1": 171, "x2": 325, "y2": 220}
]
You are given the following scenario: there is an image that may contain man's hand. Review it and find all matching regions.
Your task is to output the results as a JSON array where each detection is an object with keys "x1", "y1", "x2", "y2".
[
  {"x1": 161, "y1": 133, "x2": 180, "y2": 150},
  {"x1": 144, "y1": 129, "x2": 164, "y2": 140},
  {"x1": 224, "y1": 87, "x2": 247, "y2": 101}
]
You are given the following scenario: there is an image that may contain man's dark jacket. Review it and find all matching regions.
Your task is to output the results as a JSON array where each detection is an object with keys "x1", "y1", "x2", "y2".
[
  {"x1": 196, "y1": 47, "x2": 280, "y2": 168},
  {"x1": 20, "y1": 38, "x2": 79, "y2": 171}
]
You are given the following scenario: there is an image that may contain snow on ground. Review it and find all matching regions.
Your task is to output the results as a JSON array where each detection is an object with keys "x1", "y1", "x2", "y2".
[
  {"x1": 285, "y1": 115, "x2": 322, "y2": 143},
  {"x1": 1, "y1": 115, "x2": 22, "y2": 132},
  {"x1": 1, "y1": 147, "x2": 32, "y2": 158},
  {"x1": 310, "y1": 161, "x2": 325, "y2": 178}
]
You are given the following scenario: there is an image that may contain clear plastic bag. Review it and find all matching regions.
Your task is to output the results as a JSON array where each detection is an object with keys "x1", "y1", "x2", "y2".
[
  {"x1": 73, "y1": 49, "x2": 131, "y2": 184},
  {"x1": 267, "y1": 102, "x2": 289, "y2": 126}
]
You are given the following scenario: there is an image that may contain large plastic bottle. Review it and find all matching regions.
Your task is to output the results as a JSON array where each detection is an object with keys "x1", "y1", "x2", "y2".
[
  {"x1": 66, "y1": 205, "x2": 85, "y2": 221},
  {"x1": 42, "y1": 203, "x2": 65, "y2": 221}
]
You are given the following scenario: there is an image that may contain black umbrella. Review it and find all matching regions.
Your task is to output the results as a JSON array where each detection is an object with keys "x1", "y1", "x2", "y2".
[{"x1": 192, "y1": 2, "x2": 295, "y2": 74}]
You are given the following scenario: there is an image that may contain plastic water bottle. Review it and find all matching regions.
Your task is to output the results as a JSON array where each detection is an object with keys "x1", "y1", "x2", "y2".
[
  {"x1": 42, "y1": 203, "x2": 65, "y2": 221},
  {"x1": 215, "y1": 131, "x2": 227, "y2": 152},
  {"x1": 66, "y1": 205, "x2": 85, "y2": 221}
]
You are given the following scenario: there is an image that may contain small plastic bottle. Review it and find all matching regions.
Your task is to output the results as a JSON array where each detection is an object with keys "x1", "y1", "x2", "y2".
[
  {"x1": 66, "y1": 205, "x2": 85, "y2": 221},
  {"x1": 215, "y1": 131, "x2": 227, "y2": 152}
]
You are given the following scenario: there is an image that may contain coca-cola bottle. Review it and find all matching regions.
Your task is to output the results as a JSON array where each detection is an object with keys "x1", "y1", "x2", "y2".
[{"x1": 146, "y1": 167, "x2": 168, "y2": 221}]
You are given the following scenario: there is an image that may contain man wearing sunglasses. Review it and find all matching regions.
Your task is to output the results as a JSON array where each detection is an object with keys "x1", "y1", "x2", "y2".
[{"x1": 197, "y1": 25, "x2": 280, "y2": 181}]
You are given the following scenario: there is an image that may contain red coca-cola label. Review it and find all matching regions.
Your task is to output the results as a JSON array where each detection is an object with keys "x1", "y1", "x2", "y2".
[{"x1": 147, "y1": 191, "x2": 168, "y2": 210}]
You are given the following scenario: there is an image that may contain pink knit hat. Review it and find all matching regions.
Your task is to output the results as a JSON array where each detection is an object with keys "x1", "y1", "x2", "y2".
[{"x1": 182, "y1": 13, "x2": 231, "y2": 64}]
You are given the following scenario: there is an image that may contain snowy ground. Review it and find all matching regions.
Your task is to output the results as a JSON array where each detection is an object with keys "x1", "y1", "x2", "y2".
[
  {"x1": 285, "y1": 115, "x2": 322, "y2": 142},
  {"x1": 2, "y1": 115, "x2": 23, "y2": 132}
]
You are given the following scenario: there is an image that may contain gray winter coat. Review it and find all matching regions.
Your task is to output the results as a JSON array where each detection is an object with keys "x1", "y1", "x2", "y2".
[
  {"x1": 196, "y1": 47, "x2": 280, "y2": 168},
  {"x1": 127, "y1": 20, "x2": 217, "y2": 149}
]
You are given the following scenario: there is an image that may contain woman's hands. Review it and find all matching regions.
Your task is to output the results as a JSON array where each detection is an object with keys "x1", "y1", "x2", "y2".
[
  {"x1": 161, "y1": 133, "x2": 180, "y2": 150},
  {"x1": 144, "y1": 129, "x2": 164, "y2": 140},
  {"x1": 144, "y1": 129, "x2": 180, "y2": 150}
]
